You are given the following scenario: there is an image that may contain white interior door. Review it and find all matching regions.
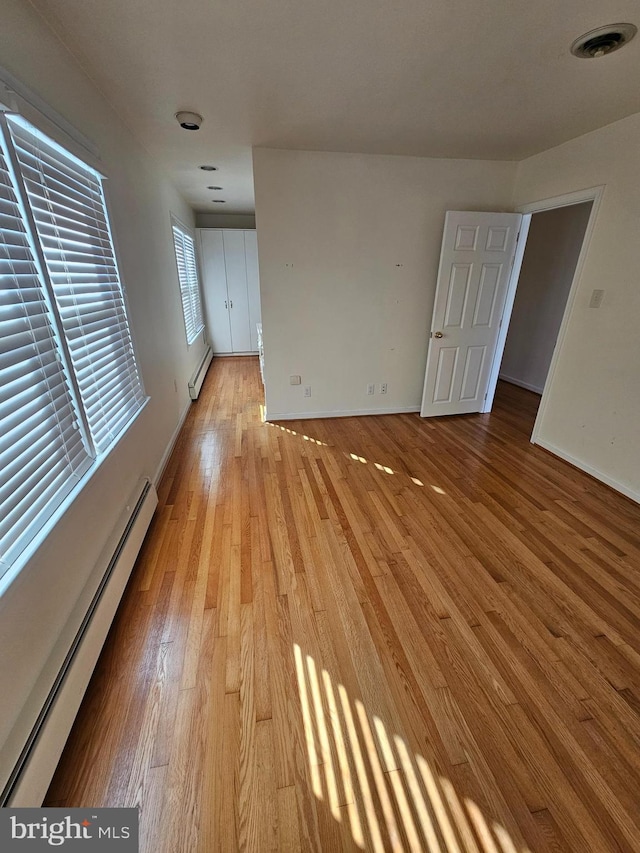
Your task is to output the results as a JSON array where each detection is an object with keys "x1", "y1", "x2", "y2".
[
  {"x1": 421, "y1": 211, "x2": 522, "y2": 417},
  {"x1": 199, "y1": 229, "x2": 232, "y2": 353},
  {"x1": 223, "y1": 230, "x2": 252, "y2": 352}
]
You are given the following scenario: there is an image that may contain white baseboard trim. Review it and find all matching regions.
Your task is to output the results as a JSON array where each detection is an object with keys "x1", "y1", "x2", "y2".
[
  {"x1": 533, "y1": 438, "x2": 640, "y2": 504},
  {"x1": 188, "y1": 345, "x2": 213, "y2": 400},
  {"x1": 153, "y1": 399, "x2": 192, "y2": 486},
  {"x1": 5, "y1": 481, "x2": 158, "y2": 806},
  {"x1": 266, "y1": 405, "x2": 421, "y2": 421},
  {"x1": 213, "y1": 351, "x2": 258, "y2": 357},
  {"x1": 499, "y1": 374, "x2": 544, "y2": 395}
]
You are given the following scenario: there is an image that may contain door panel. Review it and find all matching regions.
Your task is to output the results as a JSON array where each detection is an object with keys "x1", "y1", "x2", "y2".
[
  {"x1": 460, "y1": 346, "x2": 486, "y2": 400},
  {"x1": 434, "y1": 348, "x2": 458, "y2": 403},
  {"x1": 199, "y1": 229, "x2": 232, "y2": 353},
  {"x1": 473, "y1": 264, "x2": 501, "y2": 326},
  {"x1": 223, "y1": 230, "x2": 252, "y2": 352},
  {"x1": 421, "y1": 211, "x2": 521, "y2": 417},
  {"x1": 444, "y1": 265, "x2": 471, "y2": 327},
  {"x1": 244, "y1": 231, "x2": 262, "y2": 351}
]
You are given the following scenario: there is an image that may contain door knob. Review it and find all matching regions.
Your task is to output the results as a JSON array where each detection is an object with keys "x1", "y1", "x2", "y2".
[{"x1": 434, "y1": 331, "x2": 444, "y2": 338}]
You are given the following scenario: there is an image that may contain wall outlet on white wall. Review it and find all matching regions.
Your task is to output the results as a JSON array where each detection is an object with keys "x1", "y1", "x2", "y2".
[
  {"x1": 589, "y1": 289, "x2": 605, "y2": 308},
  {"x1": 380, "y1": 382, "x2": 388, "y2": 394},
  {"x1": 367, "y1": 383, "x2": 375, "y2": 395},
  {"x1": 304, "y1": 386, "x2": 312, "y2": 397}
]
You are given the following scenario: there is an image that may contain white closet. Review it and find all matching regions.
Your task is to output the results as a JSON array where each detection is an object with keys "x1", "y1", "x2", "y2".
[{"x1": 198, "y1": 229, "x2": 262, "y2": 354}]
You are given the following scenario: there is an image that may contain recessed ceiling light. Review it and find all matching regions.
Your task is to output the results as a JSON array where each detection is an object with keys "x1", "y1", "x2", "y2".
[
  {"x1": 212, "y1": 199, "x2": 226, "y2": 203},
  {"x1": 571, "y1": 23, "x2": 637, "y2": 58},
  {"x1": 175, "y1": 111, "x2": 203, "y2": 130},
  {"x1": 207, "y1": 186, "x2": 223, "y2": 190},
  {"x1": 199, "y1": 165, "x2": 218, "y2": 171}
]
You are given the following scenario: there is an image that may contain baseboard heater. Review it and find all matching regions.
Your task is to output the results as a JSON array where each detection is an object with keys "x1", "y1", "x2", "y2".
[
  {"x1": 188, "y1": 345, "x2": 213, "y2": 400},
  {"x1": 1, "y1": 479, "x2": 158, "y2": 807}
]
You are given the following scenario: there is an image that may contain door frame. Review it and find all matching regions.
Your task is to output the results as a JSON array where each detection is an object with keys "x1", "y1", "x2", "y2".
[{"x1": 482, "y1": 185, "x2": 605, "y2": 446}]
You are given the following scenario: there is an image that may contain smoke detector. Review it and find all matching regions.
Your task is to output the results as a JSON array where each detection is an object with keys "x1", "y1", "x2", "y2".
[{"x1": 571, "y1": 23, "x2": 637, "y2": 58}]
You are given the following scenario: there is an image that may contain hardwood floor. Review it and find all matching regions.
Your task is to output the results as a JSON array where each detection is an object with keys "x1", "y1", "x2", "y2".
[{"x1": 46, "y1": 356, "x2": 640, "y2": 852}]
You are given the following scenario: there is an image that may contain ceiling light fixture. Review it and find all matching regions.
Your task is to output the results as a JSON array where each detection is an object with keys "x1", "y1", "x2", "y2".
[
  {"x1": 175, "y1": 111, "x2": 203, "y2": 130},
  {"x1": 571, "y1": 23, "x2": 637, "y2": 58},
  {"x1": 199, "y1": 165, "x2": 217, "y2": 171}
]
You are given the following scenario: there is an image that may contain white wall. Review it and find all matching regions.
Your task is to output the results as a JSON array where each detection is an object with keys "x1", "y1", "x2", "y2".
[
  {"x1": 514, "y1": 112, "x2": 640, "y2": 501},
  {"x1": 196, "y1": 213, "x2": 256, "y2": 229},
  {"x1": 253, "y1": 148, "x2": 516, "y2": 419},
  {"x1": 0, "y1": 0, "x2": 206, "y2": 793},
  {"x1": 500, "y1": 202, "x2": 592, "y2": 394}
]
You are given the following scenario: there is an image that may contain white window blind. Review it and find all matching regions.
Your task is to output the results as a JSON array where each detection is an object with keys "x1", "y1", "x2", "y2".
[
  {"x1": 0, "y1": 113, "x2": 145, "y2": 577},
  {"x1": 0, "y1": 142, "x2": 91, "y2": 570},
  {"x1": 7, "y1": 116, "x2": 145, "y2": 452},
  {"x1": 172, "y1": 223, "x2": 204, "y2": 344}
]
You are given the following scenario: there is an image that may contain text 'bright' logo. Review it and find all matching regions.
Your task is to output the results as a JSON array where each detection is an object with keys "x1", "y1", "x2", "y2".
[
  {"x1": 11, "y1": 816, "x2": 93, "y2": 846},
  {"x1": 9, "y1": 814, "x2": 133, "y2": 846}
]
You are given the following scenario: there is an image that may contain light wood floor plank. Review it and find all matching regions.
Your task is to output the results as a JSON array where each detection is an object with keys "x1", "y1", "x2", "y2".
[{"x1": 46, "y1": 358, "x2": 640, "y2": 851}]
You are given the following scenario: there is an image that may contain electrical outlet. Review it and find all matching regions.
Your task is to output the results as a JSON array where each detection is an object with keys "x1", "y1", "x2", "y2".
[
  {"x1": 290, "y1": 375, "x2": 301, "y2": 385},
  {"x1": 304, "y1": 386, "x2": 312, "y2": 398},
  {"x1": 367, "y1": 383, "x2": 375, "y2": 395},
  {"x1": 589, "y1": 289, "x2": 605, "y2": 308},
  {"x1": 380, "y1": 382, "x2": 388, "y2": 394}
]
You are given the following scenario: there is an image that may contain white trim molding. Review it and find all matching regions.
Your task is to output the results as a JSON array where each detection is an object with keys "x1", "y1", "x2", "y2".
[
  {"x1": 535, "y1": 439, "x2": 640, "y2": 505},
  {"x1": 266, "y1": 405, "x2": 421, "y2": 421},
  {"x1": 517, "y1": 186, "x2": 605, "y2": 446},
  {"x1": 153, "y1": 399, "x2": 192, "y2": 485},
  {"x1": 498, "y1": 374, "x2": 544, "y2": 395}
]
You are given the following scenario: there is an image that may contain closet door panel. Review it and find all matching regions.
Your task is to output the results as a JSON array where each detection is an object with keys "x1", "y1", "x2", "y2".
[
  {"x1": 244, "y1": 230, "x2": 262, "y2": 352},
  {"x1": 199, "y1": 229, "x2": 232, "y2": 353},
  {"x1": 223, "y1": 230, "x2": 252, "y2": 352}
]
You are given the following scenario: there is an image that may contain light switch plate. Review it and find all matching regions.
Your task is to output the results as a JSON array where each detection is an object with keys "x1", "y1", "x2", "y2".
[{"x1": 589, "y1": 289, "x2": 604, "y2": 308}]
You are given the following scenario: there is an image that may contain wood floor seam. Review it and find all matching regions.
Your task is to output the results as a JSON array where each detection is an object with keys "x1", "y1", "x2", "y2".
[{"x1": 45, "y1": 358, "x2": 640, "y2": 852}]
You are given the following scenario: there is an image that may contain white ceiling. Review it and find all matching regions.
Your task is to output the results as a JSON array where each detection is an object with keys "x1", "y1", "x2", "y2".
[{"x1": 29, "y1": 0, "x2": 640, "y2": 214}]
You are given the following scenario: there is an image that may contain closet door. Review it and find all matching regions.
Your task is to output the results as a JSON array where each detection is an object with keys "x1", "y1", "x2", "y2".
[
  {"x1": 244, "y1": 230, "x2": 262, "y2": 352},
  {"x1": 223, "y1": 230, "x2": 252, "y2": 352},
  {"x1": 199, "y1": 229, "x2": 232, "y2": 353}
]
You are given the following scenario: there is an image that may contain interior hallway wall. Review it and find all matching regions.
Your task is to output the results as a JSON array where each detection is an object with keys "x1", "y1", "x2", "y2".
[
  {"x1": 513, "y1": 111, "x2": 640, "y2": 501},
  {"x1": 500, "y1": 202, "x2": 592, "y2": 394}
]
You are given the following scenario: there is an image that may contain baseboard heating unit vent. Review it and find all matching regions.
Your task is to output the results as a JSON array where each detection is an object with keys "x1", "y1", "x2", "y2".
[
  {"x1": 188, "y1": 346, "x2": 213, "y2": 400},
  {"x1": 1, "y1": 479, "x2": 158, "y2": 806}
]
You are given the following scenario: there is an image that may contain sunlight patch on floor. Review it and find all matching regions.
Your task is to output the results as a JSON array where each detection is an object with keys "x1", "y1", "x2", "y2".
[
  {"x1": 265, "y1": 420, "x2": 451, "y2": 494},
  {"x1": 267, "y1": 421, "x2": 328, "y2": 446},
  {"x1": 294, "y1": 644, "x2": 531, "y2": 853}
]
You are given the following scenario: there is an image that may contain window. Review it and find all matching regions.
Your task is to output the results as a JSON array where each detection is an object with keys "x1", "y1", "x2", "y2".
[
  {"x1": 0, "y1": 113, "x2": 145, "y2": 577},
  {"x1": 171, "y1": 219, "x2": 204, "y2": 344}
]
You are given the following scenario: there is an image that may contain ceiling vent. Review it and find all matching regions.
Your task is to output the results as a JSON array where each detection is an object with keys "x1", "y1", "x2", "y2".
[{"x1": 571, "y1": 23, "x2": 637, "y2": 58}]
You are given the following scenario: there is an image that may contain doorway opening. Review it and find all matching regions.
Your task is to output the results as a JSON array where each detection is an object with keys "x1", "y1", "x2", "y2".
[
  {"x1": 419, "y1": 189, "x2": 602, "y2": 432},
  {"x1": 495, "y1": 199, "x2": 593, "y2": 434}
]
